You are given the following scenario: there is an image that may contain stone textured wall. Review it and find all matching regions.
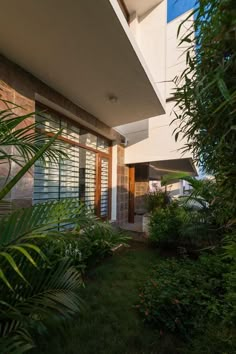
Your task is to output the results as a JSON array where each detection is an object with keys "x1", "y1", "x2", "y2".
[
  {"x1": 116, "y1": 145, "x2": 129, "y2": 225},
  {"x1": 0, "y1": 55, "x2": 122, "y2": 208},
  {"x1": 135, "y1": 181, "x2": 149, "y2": 215}
]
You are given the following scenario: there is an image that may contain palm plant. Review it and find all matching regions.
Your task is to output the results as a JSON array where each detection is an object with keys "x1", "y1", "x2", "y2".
[
  {"x1": 0, "y1": 97, "x2": 67, "y2": 201},
  {"x1": 172, "y1": 0, "x2": 236, "y2": 233},
  {"x1": 0, "y1": 199, "x2": 96, "y2": 354},
  {"x1": 162, "y1": 173, "x2": 227, "y2": 246},
  {"x1": 0, "y1": 100, "x2": 96, "y2": 352},
  {"x1": 0, "y1": 99, "x2": 130, "y2": 353}
]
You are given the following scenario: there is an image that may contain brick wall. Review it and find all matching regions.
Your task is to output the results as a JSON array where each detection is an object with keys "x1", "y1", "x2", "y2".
[
  {"x1": 116, "y1": 145, "x2": 129, "y2": 225},
  {"x1": 0, "y1": 55, "x2": 122, "y2": 208}
]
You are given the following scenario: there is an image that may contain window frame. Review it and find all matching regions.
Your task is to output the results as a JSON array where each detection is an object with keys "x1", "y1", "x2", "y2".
[{"x1": 35, "y1": 103, "x2": 112, "y2": 220}]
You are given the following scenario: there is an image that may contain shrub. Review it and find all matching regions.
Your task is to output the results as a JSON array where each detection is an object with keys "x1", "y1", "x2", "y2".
[
  {"x1": 43, "y1": 222, "x2": 130, "y2": 271},
  {"x1": 136, "y1": 254, "x2": 232, "y2": 338},
  {"x1": 182, "y1": 323, "x2": 236, "y2": 354},
  {"x1": 149, "y1": 202, "x2": 186, "y2": 247},
  {"x1": 145, "y1": 189, "x2": 170, "y2": 213}
]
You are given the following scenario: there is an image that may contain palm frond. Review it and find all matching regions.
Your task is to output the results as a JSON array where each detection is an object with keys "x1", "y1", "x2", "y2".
[
  {"x1": 0, "y1": 199, "x2": 94, "y2": 245},
  {"x1": 0, "y1": 100, "x2": 68, "y2": 168},
  {"x1": 0, "y1": 128, "x2": 63, "y2": 201},
  {"x1": 0, "y1": 199, "x2": 95, "y2": 288},
  {"x1": 0, "y1": 328, "x2": 35, "y2": 354},
  {"x1": 0, "y1": 259, "x2": 83, "y2": 354}
]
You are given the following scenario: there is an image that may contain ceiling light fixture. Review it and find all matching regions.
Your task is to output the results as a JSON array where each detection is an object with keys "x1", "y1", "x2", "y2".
[{"x1": 108, "y1": 94, "x2": 118, "y2": 103}]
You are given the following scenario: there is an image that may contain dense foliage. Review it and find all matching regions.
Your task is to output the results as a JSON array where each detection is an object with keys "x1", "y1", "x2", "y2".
[
  {"x1": 0, "y1": 197, "x2": 129, "y2": 353},
  {"x1": 145, "y1": 189, "x2": 170, "y2": 213},
  {"x1": 149, "y1": 201, "x2": 186, "y2": 248},
  {"x1": 141, "y1": 1, "x2": 236, "y2": 350},
  {"x1": 149, "y1": 177, "x2": 225, "y2": 250},
  {"x1": 0, "y1": 99, "x2": 67, "y2": 201},
  {"x1": 0, "y1": 201, "x2": 129, "y2": 354},
  {"x1": 0, "y1": 101, "x2": 129, "y2": 353},
  {"x1": 173, "y1": 0, "x2": 236, "y2": 221},
  {"x1": 136, "y1": 254, "x2": 235, "y2": 349},
  {"x1": 43, "y1": 222, "x2": 130, "y2": 271}
]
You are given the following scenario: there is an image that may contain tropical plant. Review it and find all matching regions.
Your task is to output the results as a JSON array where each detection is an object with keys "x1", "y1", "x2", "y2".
[
  {"x1": 0, "y1": 198, "x2": 129, "y2": 353},
  {"x1": 149, "y1": 201, "x2": 187, "y2": 248},
  {"x1": 0, "y1": 198, "x2": 98, "y2": 353},
  {"x1": 136, "y1": 254, "x2": 232, "y2": 338},
  {"x1": 42, "y1": 222, "x2": 130, "y2": 271},
  {"x1": 162, "y1": 173, "x2": 234, "y2": 243},
  {"x1": 0, "y1": 98, "x2": 67, "y2": 201},
  {"x1": 172, "y1": 0, "x2": 236, "y2": 226},
  {"x1": 0, "y1": 99, "x2": 131, "y2": 353},
  {"x1": 0, "y1": 101, "x2": 91, "y2": 353},
  {"x1": 145, "y1": 189, "x2": 170, "y2": 213}
]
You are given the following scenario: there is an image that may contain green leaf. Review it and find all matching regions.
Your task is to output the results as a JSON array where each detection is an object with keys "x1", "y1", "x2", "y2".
[
  {"x1": 217, "y1": 78, "x2": 230, "y2": 100},
  {"x1": 0, "y1": 267, "x2": 13, "y2": 290},
  {"x1": 8, "y1": 246, "x2": 38, "y2": 268},
  {"x1": 0, "y1": 129, "x2": 62, "y2": 201},
  {"x1": 0, "y1": 252, "x2": 28, "y2": 283}
]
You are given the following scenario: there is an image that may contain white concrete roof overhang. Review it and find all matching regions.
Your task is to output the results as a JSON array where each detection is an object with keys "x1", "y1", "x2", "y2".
[
  {"x1": 149, "y1": 158, "x2": 198, "y2": 178},
  {"x1": 0, "y1": 0, "x2": 164, "y2": 127},
  {"x1": 124, "y1": 0, "x2": 164, "y2": 16}
]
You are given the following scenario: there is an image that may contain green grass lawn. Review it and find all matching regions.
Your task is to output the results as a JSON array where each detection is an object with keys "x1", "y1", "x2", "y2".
[{"x1": 34, "y1": 243, "x2": 180, "y2": 354}]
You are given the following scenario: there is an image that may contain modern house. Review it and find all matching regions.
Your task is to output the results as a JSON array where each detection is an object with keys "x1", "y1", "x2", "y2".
[{"x1": 0, "y1": 0, "x2": 196, "y2": 226}]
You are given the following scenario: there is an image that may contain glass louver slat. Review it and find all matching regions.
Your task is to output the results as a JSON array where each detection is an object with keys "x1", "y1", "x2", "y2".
[{"x1": 100, "y1": 157, "x2": 109, "y2": 217}]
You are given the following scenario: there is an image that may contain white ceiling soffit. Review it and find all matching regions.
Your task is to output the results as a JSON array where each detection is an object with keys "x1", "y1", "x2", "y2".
[
  {"x1": 124, "y1": 0, "x2": 164, "y2": 16},
  {"x1": 149, "y1": 158, "x2": 198, "y2": 177},
  {"x1": 0, "y1": 0, "x2": 164, "y2": 128},
  {"x1": 115, "y1": 119, "x2": 149, "y2": 145}
]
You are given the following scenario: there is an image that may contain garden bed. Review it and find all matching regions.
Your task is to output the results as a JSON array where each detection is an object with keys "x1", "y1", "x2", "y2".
[{"x1": 33, "y1": 243, "x2": 182, "y2": 354}]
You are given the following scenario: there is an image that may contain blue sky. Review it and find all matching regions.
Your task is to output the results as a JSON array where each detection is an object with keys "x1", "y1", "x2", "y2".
[{"x1": 167, "y1": 0, "x2": 196, "y2": 22}]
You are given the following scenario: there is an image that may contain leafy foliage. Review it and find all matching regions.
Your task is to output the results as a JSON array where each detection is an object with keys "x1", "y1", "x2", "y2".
[
  {"x1": 0, "y1": 199, "x2": 96, "y2": 353},
  {"x1": 140, "y1": 1, "x2": 236, "y2": 350},
  {"x1": 151, "y1": 174, "x2": 233, "y2": 249},
  {"x1": 0, "y1": 199, "x2": 94, "y2": 288},
  {"x1": 173, "y1": 0, "x2": 236, "y2": 220},
  {"x1": 0, "y1": 100, "x2": 130, "y2": 353},
  {"x1": 0, "y1": 259, "x2": 83, "y2": 354},
  {"x1": 0, "y1": 199, "x2": 129, "y2": 353},
  {"x1": 0, "y1": 98, "x2": 67, "y2": 168},
  {"x1": 136, "y1": 254, "x2": 233, "y2": 338},
  {"x1": 42, "y1": 222, "x2": 130, "y2": 271},
  {"x1": 183, "y1": 325, "x2": 236, "y2": 354},
  {"x1": 0, "y1": 100, "x2": 68, "y2": 201},
  {"x1": 145, "y1": 189, "x2": 170, "y2": 213},
  {"x1": 149, "y1": 202, "x2": 186, "y2": 248}
]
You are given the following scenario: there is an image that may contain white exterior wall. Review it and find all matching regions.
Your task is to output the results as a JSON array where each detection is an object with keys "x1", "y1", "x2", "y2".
[
  {"x1": 136, "y1": 1, "x2": 167, "y2": 101},
  {"x1": 124, "y1": 7, "x2": 194, "y2": 164},
  {"x1": 119, "y1": 0, "x2": 166, "y2": 145},
  {"x1": 129, "y1": 1, "x2": 167, "y2": 101}
]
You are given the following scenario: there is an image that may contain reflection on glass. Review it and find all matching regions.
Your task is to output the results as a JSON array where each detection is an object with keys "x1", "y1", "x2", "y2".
[
  {"x1": 100, "y1": 157, "x2": 109, "y2": 217},
  {"x1": 80, "y1": 129, "x2": 97, "y2": 149}
]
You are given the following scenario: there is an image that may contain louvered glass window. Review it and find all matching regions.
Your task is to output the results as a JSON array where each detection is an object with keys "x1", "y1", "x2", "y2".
[
  {"x1": 100, "y1": 157, "x2": 109, "y2": 217},
  {"x1": 34, "y1": 159, "x2": 60, "y2": 202},
  {"x1": 78, "y1": 148, "x2": 96, "y2": 212},
  {"x1": 59, "y1": 143, "x2": 80, "y2": 199},
  {"x1": 34, "y1": 105, "x2": 111, "y2": 218}
]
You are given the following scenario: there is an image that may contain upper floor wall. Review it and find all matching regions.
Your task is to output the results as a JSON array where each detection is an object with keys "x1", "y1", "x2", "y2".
[
  {"x1": 123, "y1": 4, "x2": 196, "y2": 166},
  {"x1": 125, "y1": 0, "x2": 167, "y2": 102}
]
